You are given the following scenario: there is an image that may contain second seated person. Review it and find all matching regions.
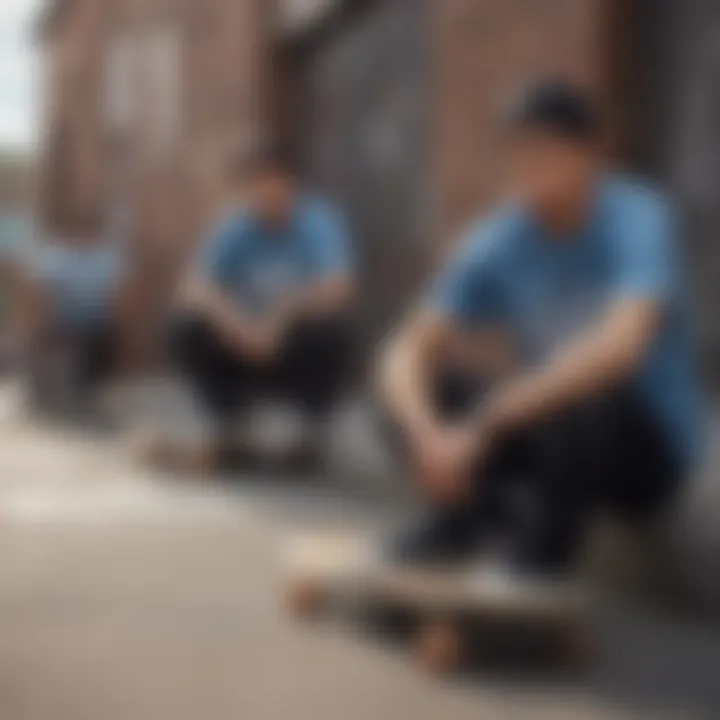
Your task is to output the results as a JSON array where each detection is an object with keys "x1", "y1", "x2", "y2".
[{"x1": 166, "y1": 145, "x2": 355, "y2": 472}]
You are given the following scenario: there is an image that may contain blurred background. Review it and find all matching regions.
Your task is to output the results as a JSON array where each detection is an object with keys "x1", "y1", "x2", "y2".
[
  {"x1": 9, "y1": 0, "x2": 720, "y2": 369},
  {"x1": 2, "y1": 2, "x2": 720, "y2": 719}
]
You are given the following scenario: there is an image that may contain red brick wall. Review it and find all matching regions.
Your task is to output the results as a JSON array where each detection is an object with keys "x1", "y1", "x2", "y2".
[
  {"x1": 184, "y1": 0, "x2": 273, "y2": 229},
  {"x1": 40, "y1": 0, "x2": 109, "y2": 229},
  {"x1": 40, "y1": 0, "x2": 275, "y2": 366},
  {"x1": 433, "y1": 0, "x2": 609, "y2": 248},
  {"x1": 40, "y1": 0, "x2": 629, "y2": 365}
]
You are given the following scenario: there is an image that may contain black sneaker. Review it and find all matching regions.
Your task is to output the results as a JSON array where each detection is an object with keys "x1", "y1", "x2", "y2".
[
  {"x1": 282, "y1": 440, "x2": 324, "y2": 474},
  {"x1": 386, "y1": 508, "x2": 484, "y2": 567},
  {"x1": 510, "y1": 536, "x2": 580, "y2": 582}
]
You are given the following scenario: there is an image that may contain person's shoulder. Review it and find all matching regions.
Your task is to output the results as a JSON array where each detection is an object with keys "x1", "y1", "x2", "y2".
[
  {"x1": 222, "y1": 205, "x2": 254, "y2": 227},
  {"x1": 211, "y1": 205, "x2": 254, "y2": 241},
  {"x1": 39, "y1": 238, "x2": 69, "y2": 262},
  {"x1": 95, "y1": 241, "x2": 123, "y2": 266},
  {"x1": 33, "y1": 238, "x2": 70, "y2": 277},
  {"x1": 602, "y1": 174, "x2": 678, "y2": 259},
  {"x1": 298, "y1": 195, "x2": 350, "y2": 249},
  {"x1": 299, "y1": 193, "x2": 344, "y2": 223},
  {"x1": 456, "y1": 205, "x2": 528, "y2": 266},
  {"x1": 603, "y1": 173, "x2": 675, "y2": 222}
]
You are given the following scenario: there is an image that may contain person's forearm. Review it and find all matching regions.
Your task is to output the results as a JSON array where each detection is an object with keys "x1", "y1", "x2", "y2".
[
  {"x1": 280, "y1": 277, "x2": 353, "y2": 325},
  {"x1": 182, "y1": 276, "x2": 258, "y2": 342},
  {"x1": 482, "y1": 313, "x2": 652, "y2": 435},
  {"x1": 380, "y1": 336, "x2": 438, "y2": 439}
]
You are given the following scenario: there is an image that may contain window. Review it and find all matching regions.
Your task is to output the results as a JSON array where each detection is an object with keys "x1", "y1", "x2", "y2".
[
  {"x1": 104, "y1": 27, "x2": 183, "y2": 158},
  {"x1": 104, "y1": 37, "x2": 136, "y2": 134},
  {"x1": 145, "y1": 26, "x2": 183, "y2": 156}
]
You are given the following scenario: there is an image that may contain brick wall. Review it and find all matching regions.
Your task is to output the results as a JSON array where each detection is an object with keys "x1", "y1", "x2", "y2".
[
  {"x1": 433, "y1": 0, "x2": 609, "y2": 247},
  {"x1": 184, "y1": 0, "x2": 272, "y2": 227},
  {"x1": 39, "y1": 0, "x2": 274, "y2": 366},
  {"x1": 39, "y1": 0, "x2": 629, "y2": 364},
  {"x1": 40, "y1": 0, "x2": 108, "y2": 229}
]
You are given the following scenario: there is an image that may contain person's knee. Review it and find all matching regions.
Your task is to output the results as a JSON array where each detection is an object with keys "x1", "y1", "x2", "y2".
[
  {"x1": 432, "y1": 369, "x2": 491, "y2": 422},
  {"x1": 276, "y1": 317, "x2": 352, "y2": 412},
  {"x1": 292, "y1": 315, "x2": 349, "y2": 350},
  {"x1": 373, "y1": 368, "x2": 489, "y2": 452},
  {"x1": 289, "y1": 316, "x2": 352, "y2": 376},
  {"x1": 167, "y1": 313, "x2": 212, "y2": 364}
]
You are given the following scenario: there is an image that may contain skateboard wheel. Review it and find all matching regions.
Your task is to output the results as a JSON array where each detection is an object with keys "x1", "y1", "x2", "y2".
[
  {"x1": 286, "y1": 578, "x2": 326, "y2": 619},
  {"x1": 557, "y1": 624, "x2": 594, "y2": 670},
  {"x1": 131, "y1": 429, "x2": 218, "y2": 476},
  {"x1": 416, "y1": 620, "x2": 462, "y2": 675},
  {"x1": 129, "y1": 428, "x2": 166, "y2": 465},
  {"x1": 184, "y1": 445, "x2": 219, "y2": 476}
]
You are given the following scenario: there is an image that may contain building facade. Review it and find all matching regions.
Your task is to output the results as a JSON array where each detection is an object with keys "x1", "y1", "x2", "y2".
[
  {"x1": 37, "y1": 0, "x2": 720, "y2": 368},
  {"x1": 38, "y1": 0, "x2": 271, "y2": 362}
]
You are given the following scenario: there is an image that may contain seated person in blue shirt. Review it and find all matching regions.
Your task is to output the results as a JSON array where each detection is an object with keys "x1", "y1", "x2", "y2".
[
  {"x1": 0, "y1": 213, "x2": 32, "y2": 371},
  {"x1": 26, "y1": 208, "x2": 125, "y2": 413},
  {"x1": 379, "y1": 80, "x2": 701, "y2": 577},
  {"x1": 170, "y1": 145, "x2": 355, "y2": 470}
]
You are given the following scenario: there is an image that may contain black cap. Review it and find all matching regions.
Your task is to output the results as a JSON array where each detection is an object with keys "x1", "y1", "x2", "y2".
[{"x1": 503, "y1": 79, "x2": 601, "y2": 143}]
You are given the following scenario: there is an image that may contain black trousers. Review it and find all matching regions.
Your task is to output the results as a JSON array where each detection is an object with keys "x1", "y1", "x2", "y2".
[
  {"x1": 392, "y1": 372, "x2": 684, "y2": 569},
  {"x1": 170, "y1": 313, "x2": 351, "y2": 423},
  {"x1": 29, "y1": 323, "x2": 118, "y2": 404}
]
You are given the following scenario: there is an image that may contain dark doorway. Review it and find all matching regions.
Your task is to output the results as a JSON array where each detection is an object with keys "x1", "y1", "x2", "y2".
[
  {"x1": 278, "y1": 0, "x2": 433, "y2": 359},
  {"x1": 633, "y1": 0, "x2": 720, "y2": 384}
]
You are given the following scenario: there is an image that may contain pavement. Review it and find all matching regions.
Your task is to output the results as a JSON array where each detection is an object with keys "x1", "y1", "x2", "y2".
[{"x1": 1, "y1": 380, "x2": 720, "y2": 720}]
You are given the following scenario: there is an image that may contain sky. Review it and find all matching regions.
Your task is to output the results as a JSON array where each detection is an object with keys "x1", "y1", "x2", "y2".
[{"x1": 0, "y1": 0, "x2": 43, "y2": 152}]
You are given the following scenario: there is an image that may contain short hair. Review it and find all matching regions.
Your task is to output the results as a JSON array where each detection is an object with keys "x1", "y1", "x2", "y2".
[
  {"x1": 228, "y1": 141, "x2": 298, "y2": 181},
  {"x1": 502, "y1": 79, "x2": 601, "y2": 143}
]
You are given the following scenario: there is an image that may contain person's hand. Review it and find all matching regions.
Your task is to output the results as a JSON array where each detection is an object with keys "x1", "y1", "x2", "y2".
[
  {"x1": 247, "y1": 322, "x2": 283, "y2": 363},
  {"x1": 220, "y1": 319, "x2": 281, "y2": 364},
  {"x1": 408, "y1": 421, "x2": 488, "y2": 505}
]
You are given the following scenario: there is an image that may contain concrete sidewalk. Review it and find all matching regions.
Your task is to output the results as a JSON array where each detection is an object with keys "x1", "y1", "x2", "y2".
[{"x1": 1, "y1": 383, "x2": 720, "y2": 719}]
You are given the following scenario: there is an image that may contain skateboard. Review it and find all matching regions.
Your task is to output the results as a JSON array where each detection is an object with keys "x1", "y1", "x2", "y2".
[{"x1": 283, "y1": 531, "x2": 594, "y2": 674}]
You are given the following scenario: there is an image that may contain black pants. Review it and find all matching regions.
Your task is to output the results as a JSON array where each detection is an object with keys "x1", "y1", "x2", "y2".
[
  {"x1": 29, "y1": 323, "x2": 118, "y2": 404},
  {"x1": 170, "y1": 313, "x2": 351, "y2": 423},
  {"x1": 392, "y1": 372, "x2": 684, "y2": 569}
]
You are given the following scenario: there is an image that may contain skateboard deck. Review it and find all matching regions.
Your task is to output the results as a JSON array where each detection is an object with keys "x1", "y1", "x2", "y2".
[{"x1": 283, "y1": 531, "x2": 594, "y2": 673}]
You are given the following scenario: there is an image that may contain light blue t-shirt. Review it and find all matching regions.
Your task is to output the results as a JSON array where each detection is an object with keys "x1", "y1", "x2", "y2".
[
  {"x1": 0, "y1": 211, "x2": 35, "y2": 322},
  {"x1": 200, "y1": 196, "x2": 352, "y2": 316},
  {"x1": 432, "y1": 175, "x2": 701, "y2": 469},
  {"x1": 0, "y1": 211, "x2": 35, "y2": 263},
  {"x1": 36, "y1": 241, "x2": 123, "y2": 328}
]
